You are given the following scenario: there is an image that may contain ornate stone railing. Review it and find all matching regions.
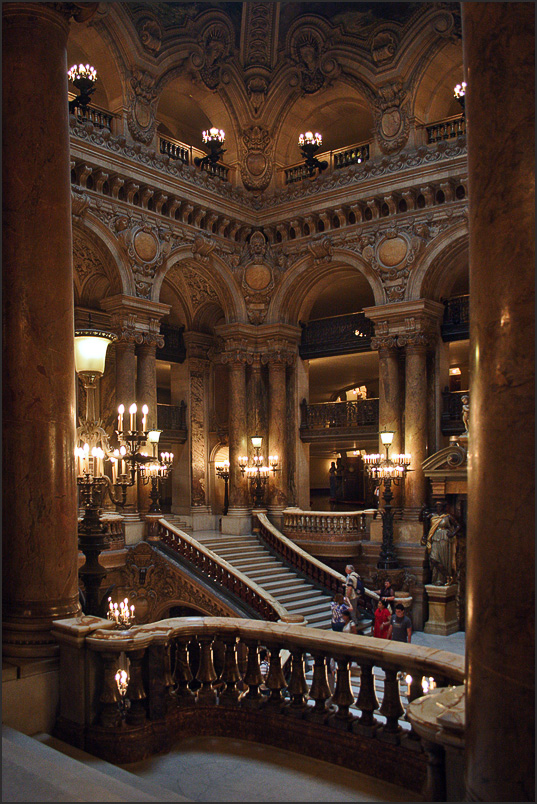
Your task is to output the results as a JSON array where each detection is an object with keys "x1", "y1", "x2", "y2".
[
  {"x1": 71, "y1": 104, "x2": 115, "y2": 130},
  {"x1": 283, "y1": 508, "x2": 376, "y2": 544},
  {"x1": 52, "y1": 614, "x2": 465, "y2": 794},
  {"x1": 284, "y1": 140, "x2": 372, "y2": 185},
  {"x1": 425, "y1": 115, "x2": 466, "y2": 144},
  {"x1": 157, "y1": 402, "x2": 187, "y2": 435},
  {"x1": 157, "y1": 520, "x2": 300, "y2": 624},
  {"x1": 299, "y1": 312, "x2": 373, "y2": 359},
  {"x1": 159, "y1": 135, "x2": 191, "y2": 164},
  {"x1": 300, "y1": 398, "x2": 379, "y2": 432}
]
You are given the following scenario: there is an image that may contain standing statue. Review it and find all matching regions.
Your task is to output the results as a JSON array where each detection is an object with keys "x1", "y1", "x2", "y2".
[
  {"x1": 461, "y1": 394, "x2": 470, "y2": 433},
  {"x1": 420, "y1": 501, "x2": 461, "y2": 586}
]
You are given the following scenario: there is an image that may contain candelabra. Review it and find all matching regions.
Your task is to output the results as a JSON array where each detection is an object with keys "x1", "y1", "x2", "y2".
[
  {"x1": 68, "y1": 63, "x2": 97, "y2": 113},
  {"x1": 454, "y1": 81, "x2": 466, "y2": 114},
  {"x1": 107, "y1": 596, "x2": 135, "y2": 629},
  {"x1": 364, "y1": 431, "x2": 411, "y2": 570},
  {"x1": 238, "y1": 436, "x2": 279, "y2": 509},
  {"x1": 298, "y1": 131, "x2": 328, "y2": 176},
  {"x1": 194, "y1": 127, "x2": 226, "y2": 169},
  {"x1": 215, "y1": 460, "x2": 230, "y2": 515},
  {"x1": 115, "y1": 668, "x2": 130, "y2": 719},
  {"x1": 138, "y1": 430, "x2": 174, "y2": 514}
]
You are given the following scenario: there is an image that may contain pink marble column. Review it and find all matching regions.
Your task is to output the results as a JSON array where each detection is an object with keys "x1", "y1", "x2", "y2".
[
  {"x1": 227, "y1": 359, "x2": 249, "y2": 512},
  {"x1": 374, "y1": 338, "x2": 403, "y2": 507},
  {"x1": 189, "y1": 358, "x2": 210, "y2": 511},
  {"x1": 2, "y1": 3, "x2": 87, "y2": 656},
  {"x1": 267, "y1": 357, "x2": 288, "y2": 512},
  {"x1": 136, "y1": 342, "x2": 157, "y2": 512},
  {"x1": 402, "y1": 341, "x2": 428, "y2": 518},
  {"x1": 462, "y1": 4, "x2": 535, "y2": 801}
]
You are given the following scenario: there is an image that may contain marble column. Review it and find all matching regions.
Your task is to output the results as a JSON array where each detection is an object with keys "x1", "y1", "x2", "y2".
[
  {"x1": 267, "y1": 356, "x2": 288, "y2": 520},
  {"x1": 2, "y1": 3, "x2": 90, "y2": 657},
  {"x1": 136, "y1": 342, "x2": 157, "y2": 513},
  {"x1": 462, "y1": 4, "x2": 535, "y2": 801},
  {"x1": 189, "y1": 357, "x2": 212, "y2": 526},
  {"x1": 401, "y1": 339, "x2": 429, "y2": 518},
  {"x1": 223, "y1": 357, "x2": 251, "y2": 534},
  {"x1": 373, "y1": 337, "x2": 403, "y2": 508}
]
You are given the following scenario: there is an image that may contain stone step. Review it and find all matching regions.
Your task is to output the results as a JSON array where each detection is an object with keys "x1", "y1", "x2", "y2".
[
  {"x1": 231, "y1": 556, "x2": 283, "y2": 569},
  {"x1": 261, "y1": 577, "x2": 305, "y2": 591},
  {"x1": 2, "y1": 726, "x2": 187, "y2": 802},
  {"x1": 276, "y1": 588, "x2": 323, "y2": 603},
  {"x1": 246, "y1": 568, "x2": 299, "y2": 583},
  {"x1": 216, "y1": 546, "x2": 267, "y2": 558}
]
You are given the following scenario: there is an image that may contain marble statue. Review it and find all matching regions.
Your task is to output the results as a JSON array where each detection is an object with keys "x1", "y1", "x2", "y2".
[{"x1": 420, "y1": 501, "x2": 461, "y2": 586}]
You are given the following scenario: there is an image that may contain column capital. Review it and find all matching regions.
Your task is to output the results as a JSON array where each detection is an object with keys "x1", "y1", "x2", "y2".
[
  {"x1": 364, "y1": 299, "x2": 443, "y2": 350},
  {"x1": 371, "y1": 335, "x2": 399, "y2": 352},
  {"x1": 101, "y1": 294, "x2": 169, "y2": 347}
]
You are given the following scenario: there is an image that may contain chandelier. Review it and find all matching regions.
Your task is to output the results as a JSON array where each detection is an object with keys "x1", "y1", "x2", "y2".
[
  {"x1": 68, "y1": 63, "x2": 97, "y2": 113},
  {"x1": 298, "y1": 131, "x2": 328, "y2": 176},
  {"x1": 195, "y1": 127, "x2": 226, "y2": 169}
]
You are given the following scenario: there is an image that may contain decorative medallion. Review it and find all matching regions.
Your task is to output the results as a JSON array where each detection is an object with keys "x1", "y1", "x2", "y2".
[
  {"x1": 127, "y1": 69, "x2": 159, "y2": 145},
  {"x1": 240, "y1": 125, "x2": 272, "y2": 191}
]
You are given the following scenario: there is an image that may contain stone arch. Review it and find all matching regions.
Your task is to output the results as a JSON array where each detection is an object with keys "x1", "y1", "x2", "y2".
[
  {"x1": 267, "y1": 249, "x2": 384, "y2": 325},
  {"x1": 407, "y1": 220, "x2": 469, "y2": 301},
  {"x1": 72, "y1": 219, "x2": 129, "y2": 305},
  {"x1": 411, "y1": 38, "x2": 464, "y2": 123},
  {"x1": 154, "y1": 247, "x2": 247, "y2": 324}
]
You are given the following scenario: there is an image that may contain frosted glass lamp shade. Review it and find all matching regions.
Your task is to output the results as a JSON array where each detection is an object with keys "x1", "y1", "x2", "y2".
[
  {"x1": 380, "y1": 430, "x2": 395, "y2": 446},
  {"x1": 147, "y1": 430, "x2": 162, "y2": 444},
  {"x1": 74, "y1": 330, "x2": 116, "y2": 376},
  {"x1": 251, "y1": 436, "x2": 263, "y2": 449}
]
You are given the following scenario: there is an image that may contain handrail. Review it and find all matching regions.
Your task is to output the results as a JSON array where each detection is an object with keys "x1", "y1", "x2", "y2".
[
  {"x1": 52, "y1": 614, "x2": 465, "y2": 776},
  {"x1": 157, "y1": 519, "x2": 302, "y2": 624},
  {"x1": 256, "y1": 512, "x2": 380, "y2": 601}
]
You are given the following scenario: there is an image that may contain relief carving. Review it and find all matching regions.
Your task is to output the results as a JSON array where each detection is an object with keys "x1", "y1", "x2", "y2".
[
  {"x1": 182, "y1": 266, "x2": 220, "y2": 313},
  {"x1": 113, "y1": 217, "x2": 171, "y2": 300},
  {"x1": 136, "y1": 15, "x2": 162, "y2": 55},
  {"x1": 308, "y1": 236, "x2": 333, "y2": 264},
  {"x1": 127, "y1": 68, "x2": 159, "y2": 145},
  {"x1": 190, "y1": 23, "x2": 232, "y2": 90},
  {"x1": 240, "y1": 126, "x2": 272, "y2": 191},
  {"x1": 289, "y1": 26, "x2": 341, "y2": 94},
  {"x1": 353, "y1": 225, "x2": 428, "y2": 302},
  {"x1": 374, "y1": 81, "x2": 410, "y2": 154},
  {"x1": 231, "y1": 231, "x2": 281, "y2": 324},
  {"x1": 370, "y1": 29, "x2": 398, "y2": 65}
]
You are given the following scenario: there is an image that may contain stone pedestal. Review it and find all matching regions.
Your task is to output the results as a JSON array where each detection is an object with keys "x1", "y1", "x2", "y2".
[
  {"x1": 424, "y1": 584, "x2": 459, "y2": 636},
  {"x1": 221, "y1": 510, "x2": 252, "y2": 536}
]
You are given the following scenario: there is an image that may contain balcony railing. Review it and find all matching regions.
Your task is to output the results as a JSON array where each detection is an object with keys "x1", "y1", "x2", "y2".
[
  {"x1": 299, "y1": 312, "x2": 373, "y2": 359},
  {"x1": 159, "y1": 324, "x2": 186, "y2": 363},
  {"x1": 157, "y1": 402, "x2": 187, "y2": 437},
  {"x1": 284, "y1": 140, "x2": 372, "y2": 185},
  {"x1": 300, "y1": 398, "x2": 379, "y2": 434},
  {"x1": 441, "y1": 294, "x2": 470, "y2": 341},
  {"x1": 425, "y1": 115, "x2": 466, "y2": 144},
  {"x1": 72, "y1": 104, "x2": 114, "y2": 130},
  {"x1": 159, "y1": 135, "x2": 230, "y2": 181},
  {"x1": 52, "y1": 613, "x2": 464, "y2": 783},
  {"x1": 441, "y1": 390, "x2": 469, "y2": 436}
]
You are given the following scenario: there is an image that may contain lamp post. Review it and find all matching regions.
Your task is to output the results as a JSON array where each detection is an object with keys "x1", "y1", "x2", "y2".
[
  {"x1": 215, "y1": 460, "x2": 230, "y2": 515},
  {"x1": 138, "y1": 430, "x2": 174, "y2": 514},
  {"x1": 194, "y1": 127, "x2": 226, "y2": 170},
  {"x1": 364, "y1": 431, "x2": 411, "y2": 570},
  {"x1": 298, "y1": 131, "x2": 328, "y2": 176},
  {"x1": 238, "y1": 436, "x2": 279, "y2": 510},
  {"x1": 68, "y1": 63, "x2": 97, "y2": 114}
]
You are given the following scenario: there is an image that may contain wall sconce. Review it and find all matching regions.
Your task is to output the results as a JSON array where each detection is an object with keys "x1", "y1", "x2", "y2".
[
  {"x1": 68, "y1": 63, "x2": 97, "y2": 113},
  {"x1": 298, "y1": 131, "x2": 328, "y2": 176},
  {"x1": 195, "y1": 127, "x2": 226, "y2": 169}
]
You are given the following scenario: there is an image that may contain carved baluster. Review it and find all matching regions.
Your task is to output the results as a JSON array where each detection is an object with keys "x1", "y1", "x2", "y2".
[
  {"x1": 286, "y1": 647, "x2": 308, "y2": 714},
  {"x1": 306, "y1": 651, "x2": 332, "y2": 723},
  {"x1": 173, "y1": 637, "x2": 195, "y2": 704},
  {"x1": 98, "y1": 651, "x2": 122, "y2": 728},
  {"x1": 147, "y1": 640, "x2": 172, "y2": 720},
  {"x1": 162, "y1": 639, "x2": 176, "y2": 711},
  {"x1": 219, "y1": 635, "x2": 242, "y2": 705},
  {"x1": 329, "y1": 656, "x2": 355, "y2": 729},
  {"x1": 353, "y1": 660, "x2": 379, "y2": 736},
  {"x1": 379, "y1": 665, "x2": 404, "y2": 740},
  {"x1": 264, "y1": 645, "x2": 286, "y2": 710},
  {"x1": 126, "y1": 648, "x2": 147, "y2": 726},
  {"x1": 241, "y1": 640, "x2": 264, "y2": 708},
  {"x1": 196, "y1": 636, "x2": 218, "y2": 705}
]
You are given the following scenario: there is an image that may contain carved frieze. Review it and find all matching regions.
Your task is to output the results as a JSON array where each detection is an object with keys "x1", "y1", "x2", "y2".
[
  {"x1": 127, "y1": 68, "x2": 159, "y2": 145},
  {"x1": 240, "y1": 126, "x2": 272, "y2": 191}
]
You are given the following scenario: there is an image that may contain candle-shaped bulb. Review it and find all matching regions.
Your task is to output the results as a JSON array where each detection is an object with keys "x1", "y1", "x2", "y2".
[
  {"x1": 142, "y1": 404, "x2": 148, "y2": 431},
  {"x1": 129, "y1": 403, "x2": 137, "y2": 431}
]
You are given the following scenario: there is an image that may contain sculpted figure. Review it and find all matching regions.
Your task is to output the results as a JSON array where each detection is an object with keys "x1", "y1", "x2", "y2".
[
  {"x1": 420, "y1": 501, "x2": 460, "y2": 585},
  {"x1": 461, "y1": 394, "x2": 469, "y2": 433}
]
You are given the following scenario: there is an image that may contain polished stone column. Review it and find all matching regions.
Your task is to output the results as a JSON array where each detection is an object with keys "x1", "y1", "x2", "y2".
[
  {"x1": 462, "y1": 4, "x2": 535, "y2": 801},
  {"x1": 267, "y1": 356, "x2": 288, "y2": 517},
  {"x1": 189, "y1": 357, "x2": 210, "y2": 513},
  {"x1": 2, "y1": 3, "x2": 87, "y2": 657},
  {"x1": 401, "y1": 339, "x2": 429, "y2": 518},
  {"x1": 223, "y1": 357, "x2": 250, "y2": 532},
  {"x1": 373, "y1": 338, "x2": 403, "y2": 507},
  {"x1": 136, "y1": 342, "x2": 157, "y2": 513}
]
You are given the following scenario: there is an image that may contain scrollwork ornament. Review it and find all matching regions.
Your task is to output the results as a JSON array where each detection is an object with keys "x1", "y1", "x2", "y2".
[
  {"x1": 240, "y1": 126, "x2": 273, "y2": 191},
  {"x1": 127, "y1": 69, "x2": 159, "y2": 145}
]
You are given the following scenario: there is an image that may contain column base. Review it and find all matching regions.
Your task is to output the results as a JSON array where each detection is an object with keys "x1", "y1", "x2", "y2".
[
  {"x1": 424, "y1": 583, "x2": 459, "y2": 635},
  {"x1": 266, "y1": 505, "x2": 285, "y2": 531},
  {"x1": 123, "y1": 513, "x2": 144, "y2": 546},
  {"x1": 221, "y1": 509, "x2": 252, "y2": 536},
  {"x1": 190, "y1": 507, "x2": 217, "y2": 532}
]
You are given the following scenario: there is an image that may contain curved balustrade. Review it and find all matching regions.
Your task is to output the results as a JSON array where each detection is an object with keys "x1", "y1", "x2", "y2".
[
  {"x1": 300, "y1": 398, "x2": 379, "y2": 431},
  {"x1": 52, "y1": 614, "x2": 465, "y2": 793},
  {"x1": 157, "y1": 519, "x2": 299, "y2": 624},
  {"x1": 256, "y1": 512, "x2": 378, "y2": 601}
]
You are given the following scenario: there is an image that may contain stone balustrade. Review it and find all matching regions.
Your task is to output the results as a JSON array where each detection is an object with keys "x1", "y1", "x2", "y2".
[
  {"x1": 157, "y1": 519, "x2": 300, "y2": 624},
  {"x1": 52, "y1": 614, "x2": 464, "y2": 795}
]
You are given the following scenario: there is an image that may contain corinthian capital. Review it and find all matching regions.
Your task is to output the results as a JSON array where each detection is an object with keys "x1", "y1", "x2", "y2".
[{"x1": 370, "y1": 335, "x2": 398, "y2": 352}]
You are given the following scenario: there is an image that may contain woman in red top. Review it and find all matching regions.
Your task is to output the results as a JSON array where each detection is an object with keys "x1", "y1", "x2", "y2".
[{"x1": 373, "y1": 599, "x2": 391, "y2": 639}]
